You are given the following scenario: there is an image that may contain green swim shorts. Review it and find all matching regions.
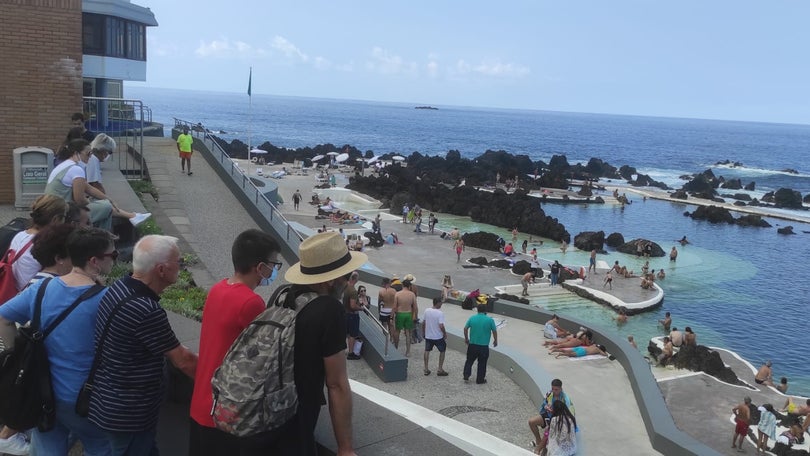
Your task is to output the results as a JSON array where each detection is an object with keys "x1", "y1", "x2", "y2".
[{"x1": 396, "y1": 312, "x2": 414, "y2": 330}]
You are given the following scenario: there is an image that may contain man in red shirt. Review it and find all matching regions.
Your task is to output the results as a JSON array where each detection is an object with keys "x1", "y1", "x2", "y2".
[{"x1": 188, "y1": 229, "x2": 283, "y2": 455}]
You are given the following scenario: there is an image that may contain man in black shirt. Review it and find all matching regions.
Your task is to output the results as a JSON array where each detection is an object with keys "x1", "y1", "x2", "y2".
[{"x1": 242, "y1": 232, "x2": 366, "y2": 456}]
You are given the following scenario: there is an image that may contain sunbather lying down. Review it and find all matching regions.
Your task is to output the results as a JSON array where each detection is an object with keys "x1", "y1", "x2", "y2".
[
  {"x1": 544, "y1": 330, "x2": 592, "y2": 348},
  {"x1": 554, "y1": 344, "x2": 609, "y2": 359}
]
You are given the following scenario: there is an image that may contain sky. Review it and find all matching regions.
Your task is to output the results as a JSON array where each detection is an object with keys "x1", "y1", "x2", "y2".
[{"x1": 131, "y1": 1, "x2": 810, "y2": 125}]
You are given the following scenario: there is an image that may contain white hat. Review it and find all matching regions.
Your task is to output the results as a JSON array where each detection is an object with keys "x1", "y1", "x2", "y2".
[
  {"x1": 404, "y1": 273, "x2": 415, "y2": 282},
  {"x1": 285, "y1": 232, "x2": 367, "y2": 285}
]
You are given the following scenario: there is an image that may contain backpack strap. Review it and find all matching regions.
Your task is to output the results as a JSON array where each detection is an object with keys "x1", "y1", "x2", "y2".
[
  {"x1": 2, "y1": 238, "x2": 34, "y2": 265},
  {"x1": 33, "y1": 279, "x2": 106, "y2": 339},
  {"x1": 80, "y1": 295, "x2": 140, "y2": 394}
]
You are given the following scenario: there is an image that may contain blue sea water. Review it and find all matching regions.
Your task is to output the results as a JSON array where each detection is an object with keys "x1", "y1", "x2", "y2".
[{"x1": 129, "y1": 86, "x2": 810, "y2": 395}]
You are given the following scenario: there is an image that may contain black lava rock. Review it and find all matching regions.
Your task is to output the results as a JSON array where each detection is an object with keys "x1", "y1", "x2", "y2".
[
  {"x1": 573, "y1": 231, "x2": 605, "y2": 253},
  {"x1": 605, "y1": 232, "x2": 625, "y2": 248}
]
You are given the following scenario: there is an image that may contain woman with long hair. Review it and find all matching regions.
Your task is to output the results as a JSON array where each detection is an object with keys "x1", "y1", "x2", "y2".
[{"x1": 545, "y1": 399, "x2": 578, "y2": 456}]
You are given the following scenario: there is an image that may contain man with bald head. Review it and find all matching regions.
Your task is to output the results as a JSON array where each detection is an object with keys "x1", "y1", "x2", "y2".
[{"x1": 87, "y1": 235, "x2": 198, "y2": 455}]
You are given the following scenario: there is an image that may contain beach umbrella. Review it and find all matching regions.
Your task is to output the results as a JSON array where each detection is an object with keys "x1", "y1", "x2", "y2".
[
  {"x1": 336, "y1": 153, "x2": 349, "y2": 163},
  {"x1": 326, "y1": 151, "x2": 339, "y2": 156},
  {"x1": 392, "y1": 155, "x2": 405, "y2": 161},
  {"x1": 367, "y1": 156, "x2": 379, "y2": 164},
  {"x1": 311, "y1": 154, "x2": 325, "y2": 162},
  {"x1": 250, "y1": 148, "x2": 268, "y2": 154}
]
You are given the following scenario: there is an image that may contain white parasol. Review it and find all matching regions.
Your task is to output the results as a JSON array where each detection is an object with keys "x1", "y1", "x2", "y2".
[
  {"x1": 391, "y1": 155, "x2": 405, "y2": 161},
  {"x1": 326, "y1": 151, "x2": 340, "y2": 156},
  {"x1": 250, "y1": 148, "x2": 267, "y2": 155},
  {"x1": 336, "y1": 153, "x2": 350, "y2": 163},
  {"x1": 311, "y1": 154, "x2": 325, "y2": 162},
  {"x1": 367, "y1": 156, "x2": 379, "y2": 164}
]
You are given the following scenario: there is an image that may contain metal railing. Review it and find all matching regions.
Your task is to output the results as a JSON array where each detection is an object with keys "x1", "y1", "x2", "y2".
[
  {"x1": 361, "y1": 306, "x2": 390, "y2": 356},
  {"x1": 173, "y1": 118, "x2": 305, "y2": 247},
  {"x1": 82, "y1": 96, "x2": 149, "y2": 180}
]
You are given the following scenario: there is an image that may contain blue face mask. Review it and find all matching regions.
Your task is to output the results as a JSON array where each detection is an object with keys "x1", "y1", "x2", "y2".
[{"x1": 259, "y1": 265, "x2": 278, "y2": 287}]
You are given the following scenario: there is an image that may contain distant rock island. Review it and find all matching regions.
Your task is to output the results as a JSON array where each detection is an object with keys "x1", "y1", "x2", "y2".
[{"x1": 415, "y1": 106, "x2": 438, "y2": 110}]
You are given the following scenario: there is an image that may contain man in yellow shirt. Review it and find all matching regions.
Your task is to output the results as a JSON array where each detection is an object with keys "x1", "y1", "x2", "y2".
[{"x1": 176, "y1": 126, "x2": 194, "y2": 175}]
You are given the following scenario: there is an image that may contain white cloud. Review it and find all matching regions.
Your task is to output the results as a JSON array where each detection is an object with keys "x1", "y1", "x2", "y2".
[
  {"x1": 426, "y1": 60, "x2": 439, "y2": 78},
  {"x1": 366, "y1": 47, "x2": 418, "y2": 75},
  {"x1": 271, "y1": 36, "x2": 309, "y2": 62},
  {"x1": 195, "y1": 38, "x2": 266, "y2": 58},
  {"x1": 474, "y1": 61, "x2": 530, "y2": 77},
  {"x1": 449, "y1": 59, "x2": 529, "y2": 79}
]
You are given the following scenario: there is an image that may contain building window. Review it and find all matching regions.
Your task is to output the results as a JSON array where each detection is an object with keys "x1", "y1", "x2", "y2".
[
  {"x1": 83, "y1": 13, "x2": 105, "y2": 55},
  {"x1": 82, "y1": 13, "x2": 147, "y2": 61}
]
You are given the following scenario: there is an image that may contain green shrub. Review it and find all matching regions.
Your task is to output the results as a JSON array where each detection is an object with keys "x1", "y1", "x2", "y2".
[
  {"x1": 136, "y1": 218, "x2": 162, "y2": 236},
  {"x1": 161, "y1": 283, "x2": 207, "y2": 321}
]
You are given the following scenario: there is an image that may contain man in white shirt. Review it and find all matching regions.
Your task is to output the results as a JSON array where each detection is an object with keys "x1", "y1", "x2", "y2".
[{"x1": 422, "y1": 297, "x2": 448, "y2": 376}]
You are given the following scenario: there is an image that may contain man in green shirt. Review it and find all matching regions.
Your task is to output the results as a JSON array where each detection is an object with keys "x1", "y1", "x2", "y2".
[
  {"x1": 463, "y1": 304, "x2": 498, "y2": 384},
  {"x1": 176, "y1": 126, "x2": 194, "y2": 175}
]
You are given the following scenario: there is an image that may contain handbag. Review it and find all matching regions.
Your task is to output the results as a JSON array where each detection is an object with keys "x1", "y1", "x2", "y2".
[
  {"x1": 76, "y1": 295, "x2": 138, "y2": 417},
  {"x1": 0, "y1": 278, "x2": 104, "y2": 431}
]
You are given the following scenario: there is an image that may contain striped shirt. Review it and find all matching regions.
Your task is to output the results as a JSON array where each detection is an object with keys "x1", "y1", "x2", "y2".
[{"x1": 87, "y1": 275, "x2": 180, "y2": 432}]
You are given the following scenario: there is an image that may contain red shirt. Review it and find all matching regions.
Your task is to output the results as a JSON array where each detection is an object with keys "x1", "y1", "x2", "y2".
[{"x1": 190, "y1": 279, "x2": 265, "y2": 428}]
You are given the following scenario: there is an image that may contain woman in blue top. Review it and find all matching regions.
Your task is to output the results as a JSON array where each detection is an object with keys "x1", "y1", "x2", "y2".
[{"x1": 0, "y1": 227, "x2": 116, "y2": 455}]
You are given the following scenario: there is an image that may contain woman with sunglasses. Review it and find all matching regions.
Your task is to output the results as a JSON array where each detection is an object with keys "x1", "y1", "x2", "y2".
[
  {"x1": 0, "y1": 227, "x2": 116, "y2": 454},
  {"x1": 189, "y1": 229, "x2": 283, "y2": 455},
  {"x1": 357, "y1": 286, "x2": 371, "y2": 309}
]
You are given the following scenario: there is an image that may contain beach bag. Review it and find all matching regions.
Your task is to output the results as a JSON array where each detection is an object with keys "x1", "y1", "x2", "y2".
[
  {"x1": 0, "y1": 238, "x2": 34, "y2": 305},
  {"x1": 211, "y1": 285, "x2": 316, "y2": 437},
  {"x1": 0, "y1": 278, "x2": 104, "y2": 431}
]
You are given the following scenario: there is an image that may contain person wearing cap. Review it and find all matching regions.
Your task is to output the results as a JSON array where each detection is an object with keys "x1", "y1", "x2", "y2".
[
  {"x1": 177, "y1": 126, "x2": 194, "y2": 175},
  {"x1": 755, "y1": 361, "x2": 774, "y2": 386},
  {"x1": 403, "y1": 273, "x2": 418, "y2": 298},
  {"x1": 245, "y1": 231, "x2": 365, "y2": 455}
]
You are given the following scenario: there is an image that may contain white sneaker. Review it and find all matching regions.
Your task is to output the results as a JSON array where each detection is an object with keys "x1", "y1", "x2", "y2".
[
  {"x1": 0, "y1": 433, "x2": 30, "y2": 455},
  {"x1": 129, "y1": 212, "x2": 152, "y2": 227}
]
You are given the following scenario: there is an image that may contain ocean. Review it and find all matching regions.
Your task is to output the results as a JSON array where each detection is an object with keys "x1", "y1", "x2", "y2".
[{"x1": 128, "y1": 86, "x2": 810, "y2": 395}]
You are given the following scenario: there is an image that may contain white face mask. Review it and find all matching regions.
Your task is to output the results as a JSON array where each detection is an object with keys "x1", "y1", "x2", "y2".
[{"x1": 258, "y1": 265, "x2": 278, "y2": 287}]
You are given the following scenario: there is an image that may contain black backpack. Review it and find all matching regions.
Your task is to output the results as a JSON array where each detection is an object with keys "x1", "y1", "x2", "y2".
[
  {"x1": 0, "y1": 217, "x2": 28, "y2": 255},
  {"x1": 0, "y1": 278, "x2": 105, "y2": 431}
]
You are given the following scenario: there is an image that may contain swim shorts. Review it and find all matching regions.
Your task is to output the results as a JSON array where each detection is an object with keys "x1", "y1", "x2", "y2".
[
  {"x1": 346, "y1": 313, "x2": 360, "y2": 337},
  {"x1": 395, "y1": 312, "x2": 414, "y2": 330},
  {"x1": 379, "y1": 310, "x2": 391, "y2": 325},
  {"x1": 572, "y1": 346, "x2": 587, "y2": 357},
  {"x1": 735, "y1": 418, "x2": 748, "y2": 436},
  {"x1": 179, "y1": 151, "x2": 192, "y2": 159},
  {"x1": 589, "y1": 257, "x2": 595, "y2": 265}
]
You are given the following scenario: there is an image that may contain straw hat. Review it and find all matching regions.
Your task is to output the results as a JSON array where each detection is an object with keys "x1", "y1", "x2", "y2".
[
  {"x1": 285, "y1": 232, "x2": 368, "y2": 285},
  {"x1": 404, "y1": 273, "x2": 415, "y2": 282}
]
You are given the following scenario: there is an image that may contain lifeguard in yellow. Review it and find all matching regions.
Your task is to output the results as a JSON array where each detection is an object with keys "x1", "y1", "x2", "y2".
[{"x1": 176, "y1": 126, "x2": 194, "y2": 175}]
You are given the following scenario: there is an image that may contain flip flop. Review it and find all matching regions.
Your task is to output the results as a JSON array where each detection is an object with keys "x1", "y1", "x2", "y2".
[
  {"x1": 437, "y1": 371, "x2": 449, "y2": 376},
  {"x1": 424, "y1": 370, "x2": 431, "y2": 376}
]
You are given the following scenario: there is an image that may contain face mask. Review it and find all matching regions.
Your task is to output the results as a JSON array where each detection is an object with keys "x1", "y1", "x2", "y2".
[{"x1": 258, "y1": 265, "x2": 278, "y2": 287}]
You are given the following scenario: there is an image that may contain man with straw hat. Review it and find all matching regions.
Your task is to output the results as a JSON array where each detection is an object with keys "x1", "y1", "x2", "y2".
[{"x1": 245, "y1": 232, "x2": 366, "y2": 455}]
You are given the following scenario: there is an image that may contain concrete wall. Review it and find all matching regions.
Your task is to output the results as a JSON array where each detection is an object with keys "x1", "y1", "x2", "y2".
[
  {"x1": 187, "y1": 128, "x2": 719, "y2": 456},
  {"x1": 0, "y1": 0, "x2": 83, "y2": 203}
]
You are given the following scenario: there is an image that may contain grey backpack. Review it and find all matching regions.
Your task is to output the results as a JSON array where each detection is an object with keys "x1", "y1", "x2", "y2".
[{"x1": 211, "y1": 284, "x2": 316, "y2": 437}]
